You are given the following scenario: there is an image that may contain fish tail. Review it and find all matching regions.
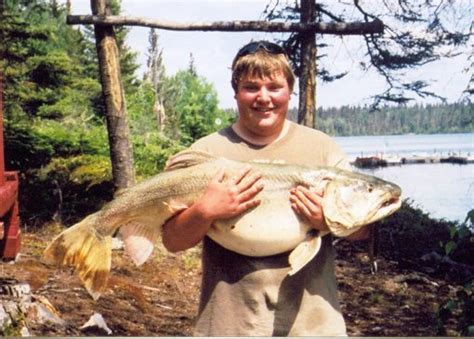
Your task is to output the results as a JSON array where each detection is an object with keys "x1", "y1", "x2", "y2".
[{"x1": 42, "y1": 213, "x2": 111, "y2": 300}]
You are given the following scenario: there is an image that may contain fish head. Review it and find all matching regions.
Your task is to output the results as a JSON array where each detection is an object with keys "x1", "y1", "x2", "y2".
[{"x1": 321, "y1": 171, "x2": 402, "y2": 234}]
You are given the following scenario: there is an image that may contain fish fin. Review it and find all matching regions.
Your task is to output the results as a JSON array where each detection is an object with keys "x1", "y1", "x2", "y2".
[
  {"x1": 288, "y1": 231, "x2": 325, "y2": 275},
  {"x1": 165, "y1": 149, "x2": 216, "y2": 171},
  {"x1": 163, "y1": 199, "x2": 189, "y2": 214},
  {"x1": 119, "y1": 221, "x2": 161, "y2": 266},
  {"x1": 42, "y1": 213, "x2": 111, "y2": 300}
]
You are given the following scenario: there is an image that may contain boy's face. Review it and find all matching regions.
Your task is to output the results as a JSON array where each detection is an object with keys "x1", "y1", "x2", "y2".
[{"x1": 234, "y1": 71, "x2": 291, "y2": 138}]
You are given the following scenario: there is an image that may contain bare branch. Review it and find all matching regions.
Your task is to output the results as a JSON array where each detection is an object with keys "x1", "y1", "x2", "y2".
[{"x1": 66, "y1": 15, "x2": 384, "y2": 35}]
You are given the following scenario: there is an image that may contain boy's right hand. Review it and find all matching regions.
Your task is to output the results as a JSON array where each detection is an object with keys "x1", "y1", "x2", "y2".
[{"x1": 195, "y1": 166, "x2": 264, "y2": 221}]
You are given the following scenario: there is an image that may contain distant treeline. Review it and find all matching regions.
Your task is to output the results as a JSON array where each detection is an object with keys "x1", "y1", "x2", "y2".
[{"x1": 289, "y1": 102, "x2": 473, "y2": 136}]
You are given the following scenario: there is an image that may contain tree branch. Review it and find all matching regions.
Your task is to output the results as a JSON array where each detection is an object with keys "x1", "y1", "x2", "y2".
[{"x1": 67, "y1": 15, "x2": 384, "y2": 35}]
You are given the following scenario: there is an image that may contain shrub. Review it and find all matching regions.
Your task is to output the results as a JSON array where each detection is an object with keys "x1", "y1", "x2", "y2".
[
  {"x1": 20, "y1": 154, "x2": 114, "y2": 227},
  {"x1": 5, "y1": 118, "x2": 109, "y2": 171},
  {"x1": 373, "y1": 199, "x2": 454, "y2": 262},
  {"x1": 132, "y1": 132, "x2": 184, "y2": 179}
]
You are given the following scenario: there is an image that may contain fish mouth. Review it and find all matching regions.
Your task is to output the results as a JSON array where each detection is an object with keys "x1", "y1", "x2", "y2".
[
  {"x1": 379, "y1": 183, "x2": 402, "y2": 210},
  {"x1": 375, "y1": 194, "x2": 402, "y2": 220},
  {"x1": 381, "y1": 196, "x2": 401, "y2": 208},
  {"x1": 380, "y1": 197, "x2": 402, "y2": 209}
]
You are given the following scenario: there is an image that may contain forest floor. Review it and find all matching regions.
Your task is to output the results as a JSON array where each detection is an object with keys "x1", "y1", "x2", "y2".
[{"x1": 1, "y1": 228, "x2": 464, "y2": 336}]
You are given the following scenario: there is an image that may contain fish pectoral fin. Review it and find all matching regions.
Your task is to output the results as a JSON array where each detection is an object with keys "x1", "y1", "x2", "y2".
[
  {"x1": 163, "y1": 200, "x2": 189, "y2": 214},
  {"x1": 119, "y1": 221, "x2": 160, "y2": 266},
  {"x1": 288, "y1": 232, "x2": 323, "y2": 276}
]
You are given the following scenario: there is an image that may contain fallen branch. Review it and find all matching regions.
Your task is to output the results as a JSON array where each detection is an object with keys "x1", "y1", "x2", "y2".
[{"x1": 67, "y1": 15, "x2": 384, "y2": 35}]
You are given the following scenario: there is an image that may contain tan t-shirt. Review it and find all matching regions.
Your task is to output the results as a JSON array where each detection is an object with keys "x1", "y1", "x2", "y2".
[{"x1": 191, "y1": 121, "x2": 349, "y2": 336}]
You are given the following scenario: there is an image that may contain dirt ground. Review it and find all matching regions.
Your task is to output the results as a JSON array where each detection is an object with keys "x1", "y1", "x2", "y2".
[{"x1": 1, "y1": 230, "x2": 464, "y2": 336}]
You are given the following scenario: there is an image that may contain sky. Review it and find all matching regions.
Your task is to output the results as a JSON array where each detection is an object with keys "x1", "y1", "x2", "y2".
[{"x1": 62, "y1": 0, "x2": 472, "y2": 109}]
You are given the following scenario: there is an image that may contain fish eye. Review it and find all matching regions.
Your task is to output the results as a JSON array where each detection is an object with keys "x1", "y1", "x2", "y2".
[{"x1": 368, "y1": 185, "x2": 373, "y2": 193}]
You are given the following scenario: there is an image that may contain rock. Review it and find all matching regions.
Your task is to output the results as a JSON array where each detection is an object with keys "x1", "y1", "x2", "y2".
[
  {"x1": 20, "y1": 326, "x2": 30, "y2": 337},
  {"x1": 0, "y1": 304, "x2": 10, "y2": 328},
  {"x1": 393, "y1": 273, "x2": 439, "y2": 286},
  {"x1": 26, "y1": 296, "x2": 66, "y2": 326},
  {"x1": 80, "y1": 312, "x2": 112, "y2": 335},
  {"x1": 2, "y1": 300, "x2": 21, "y2": 320}
]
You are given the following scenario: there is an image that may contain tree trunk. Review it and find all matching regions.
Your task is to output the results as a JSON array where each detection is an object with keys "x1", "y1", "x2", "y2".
[
  {"x1": 154, "y1": 98, "x2": 166, "y2": 132},
  {"x1": 91, "y1": 0, "x2": 135, "y2": 190},
  {"x1": 298, "y1": 0, "x2": 317, "y2": 128}
]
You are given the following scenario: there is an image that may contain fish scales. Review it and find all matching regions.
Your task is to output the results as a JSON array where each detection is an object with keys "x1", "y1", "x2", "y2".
[{"x1": 43, "y1": 150, "x2": 401, "y2": 299}]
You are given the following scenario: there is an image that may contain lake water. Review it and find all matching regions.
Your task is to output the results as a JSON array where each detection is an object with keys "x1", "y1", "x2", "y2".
[{"x1": 334, "y1": 133, "x2": 474, "y2": 222}]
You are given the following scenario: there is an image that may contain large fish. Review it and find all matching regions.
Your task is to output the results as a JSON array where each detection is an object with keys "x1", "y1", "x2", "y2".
[{"x1": 43, "y1": 150, "x2": 401, "y2": 299}]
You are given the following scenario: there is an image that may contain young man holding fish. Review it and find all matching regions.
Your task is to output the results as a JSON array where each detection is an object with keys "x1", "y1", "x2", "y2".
[{"x1": 162, "y1": 40, "x2": 369, "y2": 336}]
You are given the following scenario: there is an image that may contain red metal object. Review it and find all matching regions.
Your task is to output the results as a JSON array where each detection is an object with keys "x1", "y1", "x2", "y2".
[{"x1": 0, "y1": 71, "x2": 21, "y2": 260}]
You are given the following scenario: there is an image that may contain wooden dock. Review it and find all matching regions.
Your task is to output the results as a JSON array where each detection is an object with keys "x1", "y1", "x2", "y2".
[{"x1": 352, "y1": 153, "x2": 474, "y2": 168}]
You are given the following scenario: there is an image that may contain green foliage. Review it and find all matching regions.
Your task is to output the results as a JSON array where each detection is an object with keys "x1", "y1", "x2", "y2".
[
  {"x1": 2, "y1": 1, "x2": 233, "y2": 229},
  {"x1": 126, "y1": 81, "x2": 156, "y2": 135},
  {"x1": 37, "y1": 77, "x2": 102, "y2": 121},
  {"x1": 441, "y1": 210, "x2": 474, "y2": 267},
  {"x1": 5, "y1": 118, "x2": 109, "y2": 170},
  {"x1": 0, "y1": 310, "x2": 26, "y2": 337},
  {"x1": 374, "y1": 206, "x2": 473, "y2": 336},
  {"x1": 312, "y1": 102, "x2": 473, "y2": 136},
  {"x1": 437, "y1": 280, "x2": 473, "y2": 336},
  {"x1": 372, "y1": 199, "x2": 454, "y2": 262},
  {"x1": 443, "y1": 223, "x2": 472, "y2": 258},
  {"x1": 38, "y1": 154, "x2": 112, "y2": 186},
  {"x1": 5, "y1": 121, "x2": 55, "y2": 169},
  {"x1": 163, "y1": 69, "x2": 234, "y2": 145},
  {"x1": 1, "y1": 0, "x2": 106, "y2": 132},
  {"x1": 181, "y1": 248, "x2": 201, "y2": 271},
  {"x1": 20, "y1": 154, "x2": 114, "y2": 226},
  {"x1": 132, "y1": 132, "x2": 184, "y2": 179}
]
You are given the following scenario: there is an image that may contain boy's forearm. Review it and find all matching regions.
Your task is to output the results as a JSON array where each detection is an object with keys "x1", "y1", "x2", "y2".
[{"x1": 162, "y1": 202, "x2": 213, "y2": 253}]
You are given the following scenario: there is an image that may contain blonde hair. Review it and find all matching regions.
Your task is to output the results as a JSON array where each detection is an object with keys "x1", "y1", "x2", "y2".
[{"x1": 231, "y1": 49, "x2": 295, "y2": 93}]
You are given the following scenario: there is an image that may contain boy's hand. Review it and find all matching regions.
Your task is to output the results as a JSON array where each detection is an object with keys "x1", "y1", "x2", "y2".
[
  {"x1": 289, "y1": 185, "x2": 329, "y2": 232},
  {"x1": 196, "y1": 166, "x2": 264, "y2": 221}
]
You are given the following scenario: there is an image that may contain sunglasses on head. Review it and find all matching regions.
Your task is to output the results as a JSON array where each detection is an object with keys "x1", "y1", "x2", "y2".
[{"x1": 234, "y1": 41, "x2": 287, "y2": 61}]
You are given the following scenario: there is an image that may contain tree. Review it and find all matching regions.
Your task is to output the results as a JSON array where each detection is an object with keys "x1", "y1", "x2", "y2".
[
  {"x1": 65, "y1": 3, "x2": 384, "y2": 128},
  {"x1": 163, "y1": 63, "x2": 234, "y2": 145},
  {"x1": 144, "y1": 28, "x2": 167, "y2": 131},
  {"x1": 0, "y1": 0, "x2": 109, "y2": 172},
  {"x1": 0, "y1": 0, "x2": 103, "y2": 123},
  {"x1": 264, "y1": 0, "x2": 473, "y2": 110},
  {"x1": 91, "y1": 0, "x2": 136, "y2": 190}
]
